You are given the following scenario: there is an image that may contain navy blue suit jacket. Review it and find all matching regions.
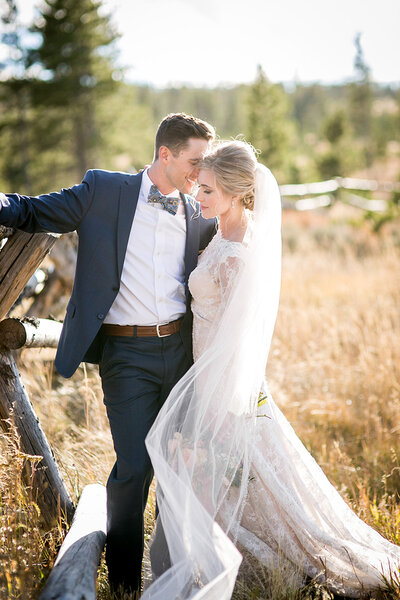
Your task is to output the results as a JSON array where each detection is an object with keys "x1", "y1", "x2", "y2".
[{"x1": 0, "y1": 170, "x2": 217, "y2": 377}]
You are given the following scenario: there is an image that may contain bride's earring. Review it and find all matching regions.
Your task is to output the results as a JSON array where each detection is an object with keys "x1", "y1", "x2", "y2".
[{"x1": 231, "y1": 200, "x2": 235, "y2": 209}]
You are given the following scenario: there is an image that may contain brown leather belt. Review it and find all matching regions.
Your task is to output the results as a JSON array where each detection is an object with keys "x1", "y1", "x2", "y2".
[{"x1": 101, "y1": 318, "x2": 183, "y2": 338}]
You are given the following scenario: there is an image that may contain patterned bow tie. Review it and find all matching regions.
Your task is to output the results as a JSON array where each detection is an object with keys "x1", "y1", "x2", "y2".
[{"x1": 147, "y1": 184, "x2": 181, "y2": 215}]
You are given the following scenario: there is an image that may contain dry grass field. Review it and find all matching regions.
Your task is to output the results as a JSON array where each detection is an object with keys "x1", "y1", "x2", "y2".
[{"x1": 0, "y1": 209, "x2": 399, "y2": 599}]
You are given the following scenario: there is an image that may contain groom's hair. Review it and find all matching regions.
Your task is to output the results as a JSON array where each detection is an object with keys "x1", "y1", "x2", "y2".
[{"x1": 154, "y1": 113, "x2": 215, "y2": 159}]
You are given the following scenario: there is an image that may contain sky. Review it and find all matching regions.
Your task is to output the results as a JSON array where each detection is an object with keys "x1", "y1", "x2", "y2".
[{"x1": 15, "y1": 0, "x2": 400, "y2": 87}]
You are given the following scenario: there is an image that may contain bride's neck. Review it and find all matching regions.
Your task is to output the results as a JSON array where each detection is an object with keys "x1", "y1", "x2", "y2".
[{"x1": 219, "y1": 209, "x2": 248, "y2": 242}]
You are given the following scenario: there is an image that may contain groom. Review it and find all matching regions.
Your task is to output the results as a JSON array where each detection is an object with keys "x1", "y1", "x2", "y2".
[{"x1": 0, "y1": 113, "x2": 216, "y2": 594}]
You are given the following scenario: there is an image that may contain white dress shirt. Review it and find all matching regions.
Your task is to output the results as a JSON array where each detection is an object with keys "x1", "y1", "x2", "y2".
[{"x1": 104, "y1": 169, "x2": 187, "y2": 326}]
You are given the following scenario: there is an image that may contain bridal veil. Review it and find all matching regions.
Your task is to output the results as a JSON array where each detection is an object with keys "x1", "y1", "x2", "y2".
[{"x1": 143, "y1": 163, "x2": 282, "y2": 599}]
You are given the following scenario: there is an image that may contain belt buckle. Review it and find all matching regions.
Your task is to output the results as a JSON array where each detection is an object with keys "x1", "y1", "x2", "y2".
[{"x1": 156, "y1": 323, "x2": 170, "y2": 338}]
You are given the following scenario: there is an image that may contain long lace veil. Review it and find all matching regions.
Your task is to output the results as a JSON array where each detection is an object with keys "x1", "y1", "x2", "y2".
[{"x1": 143, "y1": 163, "x2": 282, "y2": 599}]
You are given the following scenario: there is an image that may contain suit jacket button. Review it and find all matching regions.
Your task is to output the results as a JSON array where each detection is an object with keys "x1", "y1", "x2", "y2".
[
  {"x1": 97, "y1": 313, "x2": 104, "y2": 320},
  {"x1": 112, "y1": 286, "x2": 119, "y2": 292}
]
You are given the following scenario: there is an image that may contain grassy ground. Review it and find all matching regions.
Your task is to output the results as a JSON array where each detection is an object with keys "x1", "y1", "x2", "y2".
[{"x1": 0, "y1": 210, "x2": 399, "y2": 599}]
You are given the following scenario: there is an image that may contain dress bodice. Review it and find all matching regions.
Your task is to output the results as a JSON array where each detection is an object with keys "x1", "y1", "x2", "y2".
[{"x1": 188, "y1": 229, "x2": 244, "y2": 362}]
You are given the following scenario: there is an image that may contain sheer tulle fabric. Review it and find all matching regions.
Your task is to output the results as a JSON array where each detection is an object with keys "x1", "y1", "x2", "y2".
[{"x1": 143, "y1": 165, "x2": 400, "y2": 599}]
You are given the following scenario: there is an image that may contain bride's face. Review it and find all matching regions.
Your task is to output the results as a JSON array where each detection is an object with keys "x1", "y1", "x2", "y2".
[{"x1": 197, "y1": 169, "x2": 232, "y2": 219}]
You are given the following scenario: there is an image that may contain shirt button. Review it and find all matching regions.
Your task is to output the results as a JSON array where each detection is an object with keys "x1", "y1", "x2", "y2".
[{"x1": 97, "y1": 313, "x2": 104, "y2": 320}]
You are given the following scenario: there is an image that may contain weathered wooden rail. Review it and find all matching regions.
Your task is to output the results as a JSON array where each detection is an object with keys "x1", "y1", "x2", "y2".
[
  {"x1": 0, "y1": 349, "x2": 74, "y2": 527},
  {"x1": 0, "y1": 225, "x2": 59, "y2": 321},
  {"x1": 0, "y1": 316, "x2": 62, "y2": 349},
  {"x1": 39, "y1": 484, "x2": 107, "y2": 600},
  {"x1": 279, "y1": 176, "x2": 400, "y2": 212}
]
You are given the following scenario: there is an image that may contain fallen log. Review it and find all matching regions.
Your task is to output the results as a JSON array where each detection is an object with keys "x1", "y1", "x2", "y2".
[
  {"x1": 0, "y1": 350, "x2": 74, "y2": 527},
  {"x1": 0, "y1": 317, "x2": 62, "y2": 350},
  {"x1": 39, "y1": 484, "x2": 107, "y2": 600}
]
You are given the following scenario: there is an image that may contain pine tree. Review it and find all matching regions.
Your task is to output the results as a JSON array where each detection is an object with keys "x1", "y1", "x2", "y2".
[
  {"x1": 0, "y1": 0, "x2": 34, "y2": 190},
  {"x1": 348, "y1": 34, "x2": 373, "y2": 142},
  {"x1": 28, "y1": 0, "x2": 119, "y2": 179},
  {"x1": 246, "y1": 65, "x2": 293, "y2": 179}
]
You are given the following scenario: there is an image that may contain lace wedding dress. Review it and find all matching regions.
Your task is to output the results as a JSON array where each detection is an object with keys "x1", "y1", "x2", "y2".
[
  {"x1": 188, "y1": 228, "x2": 400, "y2": 597},
  {"x1": 144, "y1": 166, "x2": 400, "y2": 600}
]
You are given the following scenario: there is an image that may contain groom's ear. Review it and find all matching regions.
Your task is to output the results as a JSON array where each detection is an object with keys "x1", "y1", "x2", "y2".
[{"x1": 159, "y1": 145, "x2": 171, "y2": 164}]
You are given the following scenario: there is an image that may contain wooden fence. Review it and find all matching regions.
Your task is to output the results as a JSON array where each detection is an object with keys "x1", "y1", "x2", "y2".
[{"x1": 279, "y1": 176, "x2": 400, "y2": 212}]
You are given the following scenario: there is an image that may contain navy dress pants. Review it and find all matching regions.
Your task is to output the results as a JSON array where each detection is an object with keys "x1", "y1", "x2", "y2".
[{"x1": 99, "y1": 331, "x2": 191, "y2": 592}]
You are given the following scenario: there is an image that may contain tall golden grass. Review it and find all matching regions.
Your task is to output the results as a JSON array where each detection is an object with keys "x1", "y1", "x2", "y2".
[{"x1": 0, "y1": 212, "x2": 399, "y2": 599}]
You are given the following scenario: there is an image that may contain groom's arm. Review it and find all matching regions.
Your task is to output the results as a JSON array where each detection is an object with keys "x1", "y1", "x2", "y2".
[{"x1": 0, "y1": 170, "x2": 96, "y2": 234}]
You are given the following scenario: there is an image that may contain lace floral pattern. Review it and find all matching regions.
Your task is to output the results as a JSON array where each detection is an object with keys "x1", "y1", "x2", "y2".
[{"x1": 189, "y1": 229, "x2": 244, "y2": 362}]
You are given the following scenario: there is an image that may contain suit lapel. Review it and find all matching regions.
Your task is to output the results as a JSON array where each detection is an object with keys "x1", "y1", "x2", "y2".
[
  {"x1": 183, "y1": 194, "x2": 200, "y2": 299},
  {"x1": 117, "y1": 172, "x2": 143, "y2": 278}
]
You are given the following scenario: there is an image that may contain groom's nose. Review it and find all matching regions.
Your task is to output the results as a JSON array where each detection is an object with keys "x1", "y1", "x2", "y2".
[{"x1": 191, "y1": 165, "x2": 201, "y2": 179}]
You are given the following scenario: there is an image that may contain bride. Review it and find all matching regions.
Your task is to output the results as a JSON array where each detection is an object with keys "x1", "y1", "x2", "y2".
[{"x1": 142, "y1": 140, "x2": 400, "y2": 599}]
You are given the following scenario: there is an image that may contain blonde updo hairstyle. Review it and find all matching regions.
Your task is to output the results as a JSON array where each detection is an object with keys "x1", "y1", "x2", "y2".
[{"x1": 201, "y1": 140, "x2": 258, "y2": 210}]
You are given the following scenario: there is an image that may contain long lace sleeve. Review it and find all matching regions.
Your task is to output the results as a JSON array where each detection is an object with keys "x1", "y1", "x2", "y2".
[
  {"x1": 189, "y1": 232, "x2": 245, "y2": 362},
  {"x1": 218, "y1": 252, "x2": 245, "y2": 309}
]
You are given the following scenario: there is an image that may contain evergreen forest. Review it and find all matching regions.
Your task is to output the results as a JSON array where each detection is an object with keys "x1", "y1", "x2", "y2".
[{"x1": 1, "y1": 0, "x2": 399, "y2": 195}]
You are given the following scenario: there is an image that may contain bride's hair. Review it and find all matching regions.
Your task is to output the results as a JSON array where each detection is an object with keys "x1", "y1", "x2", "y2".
[{"x1": 201, "y1": 140, "x2": 258, "y2": 210}]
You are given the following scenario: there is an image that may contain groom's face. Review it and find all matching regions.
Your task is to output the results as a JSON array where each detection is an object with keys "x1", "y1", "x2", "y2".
[{"x1": 164, "y1": 137, "x2": 209, "y2": 195}]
